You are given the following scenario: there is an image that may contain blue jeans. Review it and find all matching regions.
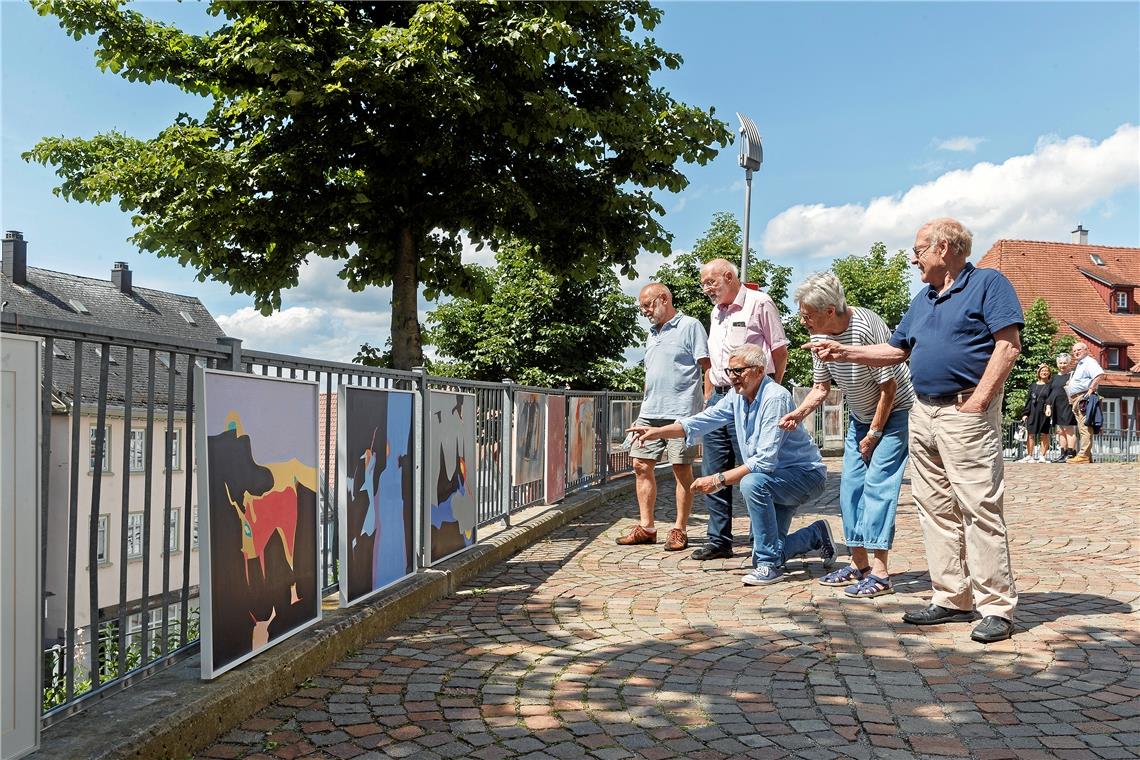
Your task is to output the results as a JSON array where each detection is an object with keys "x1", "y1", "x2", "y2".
[
  {"x1": 740, "y1": 465, "x2": 828, "y2": 567},
  {"x1": 840, "y1": 408, "x2": 909, "y2": 551},
  {"x1": 701, "y1": 389, "x2": 742, "y2": 550}
]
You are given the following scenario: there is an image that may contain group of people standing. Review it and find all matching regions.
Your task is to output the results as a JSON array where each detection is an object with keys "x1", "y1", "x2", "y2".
[
  {"x1": 1018, "y1": 343, "x2": 1105, "y2": 463},
  {"x1": 621, "y1": 217, "x2": 1030, "y2": 644}
]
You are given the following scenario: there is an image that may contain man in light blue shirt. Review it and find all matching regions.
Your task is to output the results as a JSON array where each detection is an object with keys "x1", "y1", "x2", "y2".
[
  {"x1": 630, "y1": 345, "x2": 834, "y2": 585},
  {"x1": 618, "y1": 284, "x2": 710, "y2": 552}
]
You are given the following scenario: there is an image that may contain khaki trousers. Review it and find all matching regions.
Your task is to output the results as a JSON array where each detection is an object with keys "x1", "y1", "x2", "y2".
[
  {"x1": 908, "y1": 398, "x2": 1018, "y2": 619},
  {"x1": 1070, "y1": 395, "x2": 1093, "y2": 458}
]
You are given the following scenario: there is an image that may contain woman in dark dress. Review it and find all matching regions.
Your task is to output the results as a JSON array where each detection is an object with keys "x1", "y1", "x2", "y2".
[
  {"x1": 1049, "y1": 352, "x2": 1077, "y2": 461},
  {"x1": 1019, "y1": 364, "x2": 1054, "y2": 462}
]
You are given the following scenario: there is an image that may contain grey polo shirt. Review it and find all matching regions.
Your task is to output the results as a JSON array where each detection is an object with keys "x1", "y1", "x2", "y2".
[{"x1": 641, "y1": 311, "x2": 709, "y2": 419}]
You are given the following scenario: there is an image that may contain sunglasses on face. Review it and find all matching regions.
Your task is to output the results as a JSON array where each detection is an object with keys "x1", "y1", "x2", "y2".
[{"x1": 725, "y1": 365, "x2": 760, "y2": 378}]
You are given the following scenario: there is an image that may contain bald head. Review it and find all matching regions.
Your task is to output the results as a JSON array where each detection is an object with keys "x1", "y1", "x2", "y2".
[
  {"x1": 639, "y1": 283, "x2": 676, "y2": 327},
  {"x1": 639, "y1": 283, "x2": 671, "y2": 304}
]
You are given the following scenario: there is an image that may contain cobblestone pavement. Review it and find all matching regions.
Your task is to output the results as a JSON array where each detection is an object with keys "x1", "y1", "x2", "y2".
[{"x1": 198, "y1": 461, "x2": 1139, "y2": 760}]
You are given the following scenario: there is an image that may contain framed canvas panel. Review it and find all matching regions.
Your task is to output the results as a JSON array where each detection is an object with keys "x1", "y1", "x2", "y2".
[
  {"x1": 1, "y1": 335, "x2": 41, "y2": 760},
  {"x1": 512, "y1": 391, "x2": 545, "y2": 486},
  {"x1": 610, "y1": 400, "x2": 640, "y2": 448},
  {"x1": 424, "y1": 390, "x2": 477, "y2": 565},
  {"x1": 568, "y1": 397, "x2": 596, "y2": 480},
  {"x1": 337, "y1": 386, "x2": 417, "y2": 607},
  {"x1": 196, "y1": 369, "x2": 321, "y2": 679},
  {"x1": 544, "y1": 395, "x2": 567, "y2": 504}
]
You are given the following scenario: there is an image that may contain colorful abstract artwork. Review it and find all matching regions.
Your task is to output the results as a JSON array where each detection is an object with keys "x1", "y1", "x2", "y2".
[
  {"x1": 197, "y1": 370, "x2": 320, "y2": 679},
  {"x1": 513, "y1": 391, "x2": 545, "y2": 486},
  {"x1": 426, "y1": 390, "x2": 477, "y2": 564},
  {"x1": 568, "y1": 397, "x2": 596, "y2": 481},
  {"x1": 545, "y1": 395, "x2": 567, "y2": 504},
  {"x1": 338, "y1": 386, "x2": 416, "y2": 607}
]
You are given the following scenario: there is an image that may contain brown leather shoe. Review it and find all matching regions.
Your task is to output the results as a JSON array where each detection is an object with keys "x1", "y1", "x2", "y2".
[
  {"x1": 664, "y1": 528, "x2": 688, "y2": 551},
  {"x1": 616, "y1": 525, "x2": 657, "y2": 545}
]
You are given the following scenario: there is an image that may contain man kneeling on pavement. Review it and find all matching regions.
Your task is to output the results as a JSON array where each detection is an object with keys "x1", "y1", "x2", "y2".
[{"x1": 629, "y1": 345, "x2": 835, "y2": 585}]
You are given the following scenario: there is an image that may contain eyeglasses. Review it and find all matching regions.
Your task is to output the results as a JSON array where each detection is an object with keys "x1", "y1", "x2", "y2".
[
  {"x1": 638, "y1": 295, "x2": 660, "y2": 311},
  {"x1": 700, "y1": 275, "x2": 723, "y2": 289},
  {"x1": 912, "y1": 242, "x2": 934, "y2": 259},
  {"x1": 725, "y1": 365, "x2": 760, "y2": 378}
]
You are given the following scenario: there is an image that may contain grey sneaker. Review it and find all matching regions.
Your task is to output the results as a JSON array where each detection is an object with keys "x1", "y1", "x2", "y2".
[
  {"x1": 813, "y1": 520, "x2": 836, "y2": 568},
  {"x1": 742, "y1": 565, "x2": 784, "y2": 585}
]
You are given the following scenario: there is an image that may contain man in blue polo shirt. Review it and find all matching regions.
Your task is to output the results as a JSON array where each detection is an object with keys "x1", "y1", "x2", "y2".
[
  {"x1": 616, "y1": 284, "x2": 710, "y2": 551},
  {"x1": 809, "y1": 218, "x2": 1023, "y2": 644}
]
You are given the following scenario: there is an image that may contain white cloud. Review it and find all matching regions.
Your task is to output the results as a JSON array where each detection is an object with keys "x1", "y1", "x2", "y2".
[
  {"x1": 935, "y1": 136, "x2": 987, "y2": 152},
  {"x1": 764, "y1": 124, "x2": 1140, "y2": 260}
]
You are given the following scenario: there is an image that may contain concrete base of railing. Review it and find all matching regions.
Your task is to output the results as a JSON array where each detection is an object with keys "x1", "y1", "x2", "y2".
[{"x1": 31, "y1": 471, "x2": 660, "y2": 760}]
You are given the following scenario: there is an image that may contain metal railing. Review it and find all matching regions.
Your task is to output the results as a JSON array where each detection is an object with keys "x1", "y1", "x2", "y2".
[
  {"x1": 1, "y1": 313, "x2": 643, "y2": 722},
  {"x1": 1002, "y1": 421, "x2": 1139, "y2": 463}
]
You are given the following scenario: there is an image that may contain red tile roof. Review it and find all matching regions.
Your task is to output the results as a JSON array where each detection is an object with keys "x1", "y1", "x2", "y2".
[{"x1": 978, "y1": 239, "x2": 1140, "y2": 382}]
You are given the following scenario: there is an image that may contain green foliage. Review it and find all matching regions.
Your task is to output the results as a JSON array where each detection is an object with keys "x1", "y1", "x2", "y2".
[
  {"x1": 24, "y1": 0, "x2": 731, "y2": 368},
  {"x1": 425, "y1": 241, "x2": 644, "y2": 390},
  {"x1": 1002, "y1": 298, "x2": 1072, "y2": 422},
  {"x1": 782, "y1": 317, "x2": 814, "y2": 389},
  {"x1": 653, "y1": 211, "x2": 792, "y2": 334},
  {"x1": 830, "y1": 243, "x2": 912, "y2": 329}
]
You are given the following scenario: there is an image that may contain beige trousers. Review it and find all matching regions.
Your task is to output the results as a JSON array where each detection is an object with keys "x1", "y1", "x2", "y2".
[
  {"x1": 1071, "y1": 396, "x2": 1093, "y2": 458},
  {"x1": 908, "y1": 398, "x2": 1018, "y2": 619}
]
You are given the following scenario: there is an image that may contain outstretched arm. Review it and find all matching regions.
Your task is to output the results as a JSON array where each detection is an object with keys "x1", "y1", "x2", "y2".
[{"x1": 806, "y1": 339, "x2": 909, "y2": 367}]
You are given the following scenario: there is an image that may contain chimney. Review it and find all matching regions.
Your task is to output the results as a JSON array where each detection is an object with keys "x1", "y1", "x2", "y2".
[
  {"x1": 1071, "y1": 224, "x2": 1088, "y2": 245},
  {"x1": 112, "y1": 261, "x2": 132, "y2": 294},
  {"x1": 2, "y1": 230, "x2": 27, "y2": 286}
]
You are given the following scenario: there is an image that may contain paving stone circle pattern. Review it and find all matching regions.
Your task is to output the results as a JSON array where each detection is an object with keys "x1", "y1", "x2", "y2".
[{"x1": 198, "y1": 460, "x2": 1139, "y2": 760}]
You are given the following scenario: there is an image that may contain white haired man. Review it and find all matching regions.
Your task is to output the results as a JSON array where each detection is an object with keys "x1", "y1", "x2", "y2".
[
  {"x1": 1063, "y1": 342, "x2": 1104, "y2": 464},
  {"x1": 695, "y1": 257, "x2": 789, "y2": 561},
  {"x1": 809, "y1": 218, "x2": 1022, "y2": 644},
  {"x1": 629, "y1": 345, "x2": 835, "y2": 586},
  {"x1": 617, "y1": 283, "x2": 710, "y2": 551},
  {"x1": 782, "y1": 272, "x2": 915, "y2": 599}
]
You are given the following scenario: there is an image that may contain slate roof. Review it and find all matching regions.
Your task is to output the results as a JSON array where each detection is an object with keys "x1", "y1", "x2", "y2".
[
  {"x1": 977, "y1": 239, "x2": 1140, "y2": 390},
  {"x1": 1, "y1": 265, "x2": 228, "y2": 409}
]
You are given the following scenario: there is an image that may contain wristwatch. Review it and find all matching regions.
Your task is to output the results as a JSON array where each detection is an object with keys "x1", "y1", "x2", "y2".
[
  {"x1": 716, "y1": 472, "x2": 727, "y2": 489},
  {"x1": 867, "y1": 429, "x2": 883, "y2": 439}
]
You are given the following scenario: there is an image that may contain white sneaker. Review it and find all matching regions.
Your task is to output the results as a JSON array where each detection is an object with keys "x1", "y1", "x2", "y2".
[
  {"x1": 1035, "y1": 454, "x2": 1047, "y2": 463},
  {"x1": 1017, "y1": 455, "x2": 1035, "y2": 463}
]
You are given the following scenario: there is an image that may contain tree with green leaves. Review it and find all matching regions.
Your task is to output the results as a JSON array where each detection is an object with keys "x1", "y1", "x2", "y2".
[
  {"x1": 830, "y1": 243, "x2": 912, "y2": 329},
  {"x1": 653, "y1": 211, "x2": 792, "y2": 333},
  {"x1": 425, "y1": 241, "x2": 644, "y2": 389},
  {"x1": 1001, "y1": 297, "x2": 1073, "y2": 422},
  {"x1": 24, "y1": 1, "x2": 730, "y2": 369}
]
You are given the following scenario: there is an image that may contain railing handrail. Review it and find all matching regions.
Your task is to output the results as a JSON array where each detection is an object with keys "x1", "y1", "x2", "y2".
[{"x1": 1, "y1": 312, "x2": 231, "y2": 357}]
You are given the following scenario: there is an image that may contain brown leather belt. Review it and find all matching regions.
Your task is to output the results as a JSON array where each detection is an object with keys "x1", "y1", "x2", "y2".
[{"x1": 915, "y1": 387, "x2": 976, "y2": 405}]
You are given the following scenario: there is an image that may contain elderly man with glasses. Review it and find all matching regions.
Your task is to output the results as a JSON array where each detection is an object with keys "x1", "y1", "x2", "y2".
[
  {"x1": 1064, "y1": 341, "x2": 1105, "y2": 464},
  {"x1": 694, "y1": 257, "x2": 789, "y2": 561},
  {"x1": 808, "y1": 217, "x2": 1022, "y2": 644},
  {"x1": 629, "y1": 345, "x2": 834, "y2": 586}
]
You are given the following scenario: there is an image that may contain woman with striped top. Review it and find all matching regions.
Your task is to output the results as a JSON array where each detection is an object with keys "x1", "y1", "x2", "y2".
[{"x1": 780, "y1": 272, "x2": 915, "y2": 598}]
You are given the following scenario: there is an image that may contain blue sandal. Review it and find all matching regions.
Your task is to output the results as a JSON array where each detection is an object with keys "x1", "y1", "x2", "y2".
[
  {"x1": 844, "y1": 574, "x2": 894, "y2": 598},
  {"x1": 819, "y1": 565, "x2": 869, "y2": 587}
]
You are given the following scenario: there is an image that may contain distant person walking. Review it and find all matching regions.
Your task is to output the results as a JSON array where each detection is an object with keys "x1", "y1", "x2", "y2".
[
  {"x1": 1018, "y1": 364, "x2": 1054, "y2": 463},
  {"x1": 809, "y1": 217, "x2": 1022, "y2": 644},
  {"x1": 1064, "y1": 342, "x2": 1105, "y2": 464},
  {"x1": 783, "y1": 272, "x2": 914, "y2": 599},
  {"x1": 617, "y1": 284, "x2": 710, "y2": 551},
  {"x1": 1048, "y1": 353, "x2": 1077, "y2": 462}
]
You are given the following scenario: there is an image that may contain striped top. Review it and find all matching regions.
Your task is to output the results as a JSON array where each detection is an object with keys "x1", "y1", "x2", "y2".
[{"x1": 811, "y1": 307, "x2": 915, "y2": 424}]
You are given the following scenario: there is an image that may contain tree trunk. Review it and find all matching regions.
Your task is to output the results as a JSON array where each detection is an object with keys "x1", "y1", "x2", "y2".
[{"x1": 390, "y1": 226, "x2": 424, "y2": 370}]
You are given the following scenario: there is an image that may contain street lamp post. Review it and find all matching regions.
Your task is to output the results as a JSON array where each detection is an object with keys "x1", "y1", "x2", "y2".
[{"x1": 736, "y1": 113, "x2": 763, "y2": 283}]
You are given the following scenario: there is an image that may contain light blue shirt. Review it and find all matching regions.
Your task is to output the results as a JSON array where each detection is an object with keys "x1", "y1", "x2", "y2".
[
  {"x1": 641, "y1": 311, "x2": 709, "y2": 419},
  {"x1": 679, "y1": 377, "x2": 825, "y2": 476},
  {"x1": 1065, "y1": 355, "x2": 1105, "y2": 396}
]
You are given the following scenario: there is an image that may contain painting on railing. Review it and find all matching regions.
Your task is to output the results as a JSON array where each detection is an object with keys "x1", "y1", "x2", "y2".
[
  {"x1": 337, "y1": 386, "x2": 416, "y2": 607},
  {"x1": 545, "y1": 395, "x2": 567, "y2": 504},
  {"x1": 425, "y1": 390, "x2": 477, "y2": 564},
  {"x1": 569, "y1": 397, "x2": 597, "y2": 480},
  {"x1": 197, "y1": 370, "x2": 321, "y2": 679},
  {"x1": 512, "y1": 391, "x2": 545, "y2": 486}
]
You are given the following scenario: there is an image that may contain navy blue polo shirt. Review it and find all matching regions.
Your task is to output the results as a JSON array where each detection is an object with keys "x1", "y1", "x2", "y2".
[{"x1": 889, "y1": 263, "x2": 1024, "y2": 396}]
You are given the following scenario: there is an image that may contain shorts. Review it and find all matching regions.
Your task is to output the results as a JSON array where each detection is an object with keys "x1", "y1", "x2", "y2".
[{"x1": 629, "y1": 417, "x2": 699, "y2": 464}]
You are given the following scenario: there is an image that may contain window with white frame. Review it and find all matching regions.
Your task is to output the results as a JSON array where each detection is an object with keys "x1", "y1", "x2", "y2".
[
  {"x1": 126, "y1": 512, "x2": 144, "y2": 559},
  {"x1": 1102, "y1": 398, "x2": 1119, "y2": 431},
  {"x1": 96, "y1": 514, "x2": 110, "y2": 564},
  {"x1": 167, "y1": 429, "x2": 182, "y2": 471},
  {"x1": 191, "y1": 507, "x2": 199, "y2": 550},
  {"x1": 1117, "y1": 291, "x2": 1129, "y2": 311},
  {"x1": 129, "y1": 429, "x2": 146, "y2": 472},
  {"x1": 167, "y1": 508, "x2": 181, "y2": 553},
  {"x1": 1107, "y1": 348, "x2": 1120, "y2": 369},
  {"x1": 89, "y1": 425, "x2": 112, "y2": 472}
]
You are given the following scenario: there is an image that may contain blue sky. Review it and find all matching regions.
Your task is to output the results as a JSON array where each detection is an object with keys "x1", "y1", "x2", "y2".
[{"x1": 3, "y1": 1, "x2": 1138, "y2": 362}]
